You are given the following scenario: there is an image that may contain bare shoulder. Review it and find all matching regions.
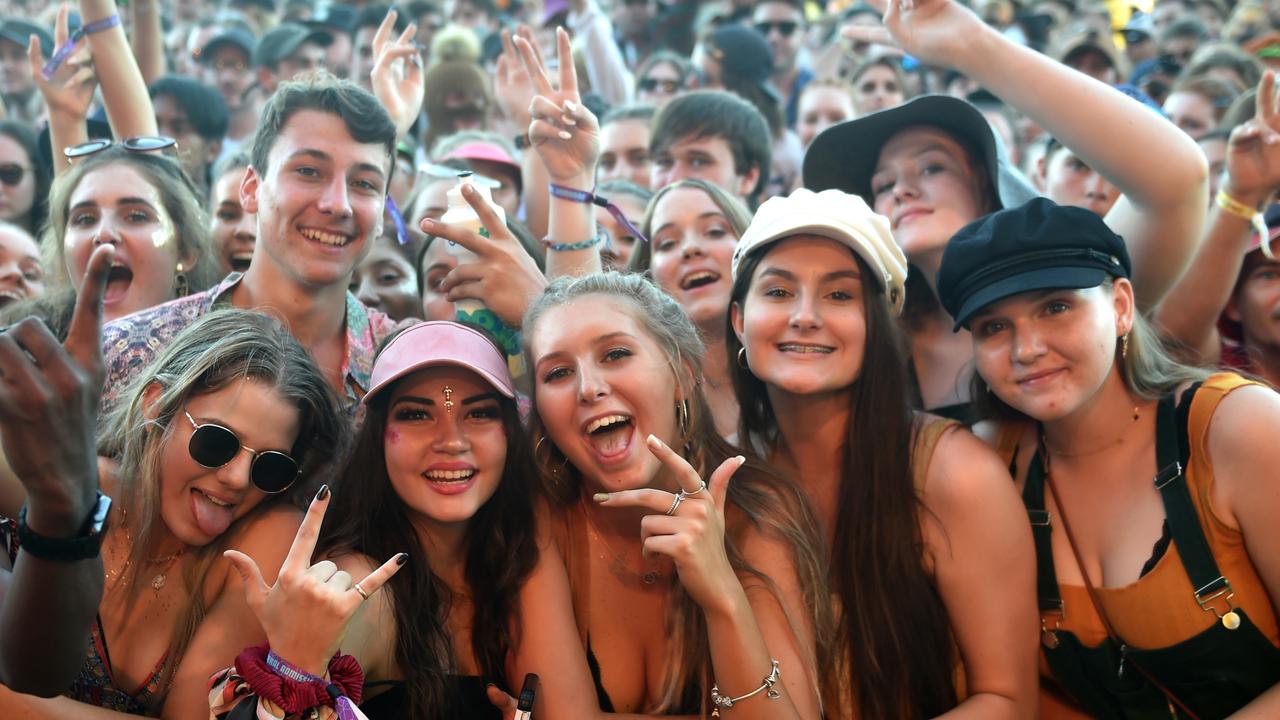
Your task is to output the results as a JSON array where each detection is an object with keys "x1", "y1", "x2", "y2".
[
  {"x1": 1206, "y1": 383, "x2": 1280, "y2": 454},
  {"x1": 921, "y1": 424, "x2": 1017, "y2": 511}
]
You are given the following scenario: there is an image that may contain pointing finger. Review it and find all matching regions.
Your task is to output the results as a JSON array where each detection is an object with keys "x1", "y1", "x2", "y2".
[{"x1": 281, "y1": 485, "x2": 331, "y2": 576}]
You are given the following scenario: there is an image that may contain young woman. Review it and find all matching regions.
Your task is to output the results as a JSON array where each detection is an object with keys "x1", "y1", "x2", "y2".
[
  {"x1": 41, "y1": 146, "x2": 217, "y2": 322},
  {"x1": 726, "y1": 188, "x2": 1038, "y2": 719},
  {"x1": 815, "y1": 0, "x2": 1208, "y2": 420},
  {"x1": 0, "y1": 308, "x2": 347, "y2": 717},
  {"x1": 938, "y1": 197, "x2": 1280, "y2": 718},
  {"x1": 847, "y1": 56, "x2": 908, "y2": 116},
  {"x1": 207, "y1": 152, "x2": 256, "y2": 276},
  {"x1": 630, "y1": 179, "x2": 753, "y2": 438},
  {"x1": 0, "y1": 122, "x2": 49, "y2": 237},
  {"x1": 523, "y1": 271, "x2": 828, "y2": 717}
]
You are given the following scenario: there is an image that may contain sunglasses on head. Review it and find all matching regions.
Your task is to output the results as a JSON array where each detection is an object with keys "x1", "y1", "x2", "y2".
[
  {"x1": 185, "y1": 412, "x2": 300, "y2": 494},
  {"x1": 755, "y1": 20, "x2": 799, "y2": 37},
  {"x1": 64, "y1": 136, "x2": 179, "y2": 163},
  {"x1": 638, "y1": 77, "x2": 681, "y2": 93},
  {"x1": 0, "y1": 163, "x2": 25, "y2": 187}
]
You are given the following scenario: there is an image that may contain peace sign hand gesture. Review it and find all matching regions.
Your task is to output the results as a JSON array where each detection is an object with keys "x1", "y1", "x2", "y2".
[
  {"x1": 0, "y1": 244, "x2": 113, "y2": 536},
  {"x1": 369, "y1": 9, "x2": 423, "y2": 140},
  {"x1": 1223, "y1": 71, "x2": 1280, "y2": 210},
  {"x1": 595, "y1": 435, "x2": 747, "y2": 614},
  {"x1": 224, "y1": 486, "x2": 407, "y2": 676},
  {"x1": 513, "y1": 26, "x2": 599, "y2": 184}
]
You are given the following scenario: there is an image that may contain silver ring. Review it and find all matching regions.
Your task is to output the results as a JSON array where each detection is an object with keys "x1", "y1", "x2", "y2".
[
  {"x1": 353, "y1": 583, "x2": 370, "y2": 601},
  {"x1": 665, "y1": 492, "x2": 684, "y2": 516},
  {"x1": 683, "y1": 481, "x2": 708, "y2": 497}
]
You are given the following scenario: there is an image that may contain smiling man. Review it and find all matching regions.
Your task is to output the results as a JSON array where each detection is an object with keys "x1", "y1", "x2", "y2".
[
  {"x1": 100, "y1": 74, "x2": 402, "y2": 416},
  {"x1": 649, "y1": 90, "x2": 772, "y2": 208}
]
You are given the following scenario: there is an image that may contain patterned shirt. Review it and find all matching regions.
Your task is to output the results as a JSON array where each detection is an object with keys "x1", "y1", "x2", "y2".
[{"x1": 100, "y1": 272, "x2": 402, "y2": 417}]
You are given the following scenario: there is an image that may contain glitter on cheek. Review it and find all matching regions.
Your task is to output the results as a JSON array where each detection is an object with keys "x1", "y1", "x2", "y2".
[
  {"x1": 385, "y1": 427, "x2": 400, "y2": 444},
  {"x1": 152, "y1": 210, "x2": 175, "y2": 249}
]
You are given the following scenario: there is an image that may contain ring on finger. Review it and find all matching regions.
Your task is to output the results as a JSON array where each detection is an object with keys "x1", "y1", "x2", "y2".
[
  {"x1": 683, "y1": 480, "x2": 708, "y2": 497},
  {"x1": 353, "y1": 583, "x2": 370, "y2": 601},
  {"x1": 666, "y1": 492, "x2": 684, "y2": 516}
]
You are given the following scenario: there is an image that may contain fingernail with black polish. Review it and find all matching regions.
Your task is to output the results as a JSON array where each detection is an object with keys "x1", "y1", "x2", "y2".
[
  {"x1": 396, "y1": 552, "x2": 408, "y2": 565},
  {"x1": 316, "y1": 484, "x2": 330, "y2": 501}
]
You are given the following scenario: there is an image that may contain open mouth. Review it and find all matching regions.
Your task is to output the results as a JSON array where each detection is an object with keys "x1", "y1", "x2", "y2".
[
  {"x1": 104, "y1": 265, "x2": 133, "y2": 305},
  {"x1": 424, "y1": 468, "x2": 476, "y2": 482},
  {"x1": 777, "y1": 342, "x2": 835, "y2": 354},
  {"x1": 583, "y1": 414, "x2": 635, "y2": 460},
  {"x1": 680, "y1": 270, "x2": 720, "y2": 291},
  {"x1": 0, "y1": 289, "x2": 24, "y2": 308},
  {"x1": 190, "y1": 487, "x2": 236, "y2": 537},
  {"x1": 299, "y1": 227, "x2": 353, "y2": 247},
  {"x1": 229, "y1": 252, "x2": 253, "y2": 272}
]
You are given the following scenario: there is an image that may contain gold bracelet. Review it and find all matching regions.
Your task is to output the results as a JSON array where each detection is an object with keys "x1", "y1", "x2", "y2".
[{"x1": 1216, "y1": 190, "x2": 1272, "y2": 258}]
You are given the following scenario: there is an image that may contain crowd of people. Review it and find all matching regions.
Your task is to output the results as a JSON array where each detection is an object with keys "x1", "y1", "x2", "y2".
[{"x1": 0, "y1": 0, "x2": 1276, "y2": 717}]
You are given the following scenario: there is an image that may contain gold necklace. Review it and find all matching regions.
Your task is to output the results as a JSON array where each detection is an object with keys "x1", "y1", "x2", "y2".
[
  {"x1": 581, "y1": 504, "x2": 666, "y2": 587},
  {"x1": 107, "y1": 507, "x2": 187, "y2": 594},
  {"x1": 1044, "y1": 406, "x2": 1142, "y2": 459}
]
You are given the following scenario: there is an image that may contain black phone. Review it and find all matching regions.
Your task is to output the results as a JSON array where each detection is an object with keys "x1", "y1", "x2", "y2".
[{"x1": 515, "y1": 673, "x2": 538, "y2": 718}]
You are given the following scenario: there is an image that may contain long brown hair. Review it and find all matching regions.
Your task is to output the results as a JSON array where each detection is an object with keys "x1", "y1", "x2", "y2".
[
  {"x1": 97, "y1": 309, "x2": 347, "y2": 704},
  {"x1": 316, "y1": 330, "x2": 539, "y2": 719},
  {"x1": 523, "y1": 271, "x2": 831, "y2": 713},
  {"x1": 727, "y1": 245, "x2": 959, "y2": 718}
]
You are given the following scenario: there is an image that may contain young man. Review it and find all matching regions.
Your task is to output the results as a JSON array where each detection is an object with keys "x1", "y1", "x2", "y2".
[
  {"x1": 648, "y1": 90, "x2": 771, "y2": 207},
  {"x1": 751, "y1": 0, "x2": 811, "y2": 129},
  {"x1": 0, "y1": 18, "x2": 52, "y2": 126},
  {"x1": 1035, "y1": 135, "x2": 1119, "y2": 217},
  {"x1": 254, "y1": 23, "x2": 333, "y2": 95},
  {"x1": 101, "y1": 74, "x2": 400, "y2": 416},
  {"x1": 150, "y1": 75, "x2": 230, "y2": 195}
]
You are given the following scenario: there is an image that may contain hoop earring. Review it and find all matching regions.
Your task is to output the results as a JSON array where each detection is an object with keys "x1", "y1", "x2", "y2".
[
  {"x1": 174, "y1": 262, "x2": 189, "y2": 298},
  {"x1": 677, "y1": 398, "x2": 690, "y2": 438},
  {"x1": 736, "y1": 347, "x2": 749, "y2": 370},
  {"x1": 535, "y1": 434, "x2": 569, "y2": 478}
]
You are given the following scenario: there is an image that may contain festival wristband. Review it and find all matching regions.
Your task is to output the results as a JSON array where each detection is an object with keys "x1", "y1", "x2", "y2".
[
  {"x1": 548, "y1": 183, "x2": 647, "y2": 244},
  {"x1": 1216, "y1": 190, "x2": 1272, "y2": 259},
  {"x1": 42, "y1": 15, "x2": 121, "y2": 80}
]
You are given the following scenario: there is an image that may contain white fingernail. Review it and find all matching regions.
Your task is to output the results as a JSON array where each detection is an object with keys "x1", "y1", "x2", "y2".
[
  {"x1": 564, "y1": 100, "x2": 578, "y2": 113},
  {"x1": 561, "y1": 114, "x2": 577, "y2": 126},
  {"x1": 558, "y1": 130, "x2": 573, "y2": 140}
]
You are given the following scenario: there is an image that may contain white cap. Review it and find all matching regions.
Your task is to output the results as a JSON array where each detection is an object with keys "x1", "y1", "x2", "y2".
[{"x1": 731, "y1": 188, "x2": 908, "y2": 315}]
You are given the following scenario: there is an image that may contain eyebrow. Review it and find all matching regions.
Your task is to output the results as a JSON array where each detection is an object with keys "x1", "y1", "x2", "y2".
[
  {"x1": 393, "y1": 391, "x2": 501, "y2": 407},
  {"x1": 69, "y1": 197, "x2": 160, "y2": 213},
  {"x1": 534, "y1": 332, "x2": 639, "y2": 367},
  {"x1": 758, "y1": 266, "x2": 861, "y2": 281},
  {"x1": 654, "y1": 213, "x2": 728, "y2": 237},
  {"x1": 287, "y1": 148, "x2": 387, "y2": 181}
]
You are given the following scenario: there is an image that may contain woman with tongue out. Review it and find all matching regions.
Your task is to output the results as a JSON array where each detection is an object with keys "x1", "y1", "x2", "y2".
[
  {"x1": 726, "y1": 189, "x2": 1038, "y2": 718},
  {"x1": 523, "y1": 271, "x2": 828, "y2": 717},
  {"x1": 629, "y1": 179, "x2": 753, "y2": 440},
  {"x1": 40, "y1": 146, "x2": 219, "y2": 324},
  {"x1": 0, "y1": 308, "x2": 346, "y2": 717}
]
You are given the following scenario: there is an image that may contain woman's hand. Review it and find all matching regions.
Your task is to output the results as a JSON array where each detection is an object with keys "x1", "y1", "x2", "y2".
[
  {"x1": 369, "y1": 9, "x2": 423, "y2": 140},
  {"x1": 595, "y1": 435, "x2": 746, "y2": 615},
  {"x1": 224, "y1": 487, "x2": 407, "y2": 677},
  {"x1": 495, "y1": 27, "x2": 539, "y2": 130},
  {"x1": 421, "y1": 183, "x2": 547, "y2": 327},
  {"x1": 1223, "y1": 71, "x2": 1280, "y2": 209},
  {"x1": 513, "y1": 26, "x2": 599, "y2": 184},
  {"x1": 0, "y1": 245, "x2": 112, "y2": 537},
  {"x1": 840, "y1": 0, "x2": 987, "y2": 70},
  {"x1": 28, "y1": 4, "x2": 96, "y2": 122}
]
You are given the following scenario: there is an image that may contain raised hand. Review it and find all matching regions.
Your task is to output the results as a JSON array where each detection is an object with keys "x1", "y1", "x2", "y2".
[
  {"x1": 29, "y1": 4, "x2": 97, "y2": 122},
  {"x1": 513, "y1": 26, "x2": 600, "y2": 184},
  {"x1": 369, "y1": 9, "x2": 423, "y2": 139},
  {"x1": 420, "y1": 182, "x2": 547, "y2": 327},
  {"x1": 1223, "y1": 72, "x2": 1280, "y2": 210},
  {"x1": 595, "y1": 435, "x2": 746, "y2": 614},
  {"x1": 224, "y1": 487, "x2": 407, "y2": 676},
  {"x1": 840, "y1": 0, "x2": 986, "y2": 70},
  {"x1": 494, "y1": 27, "x2": 539, "y2": 130},
  {"x1": 0, "y1": 244, "x2": 112, "y2": 536}
]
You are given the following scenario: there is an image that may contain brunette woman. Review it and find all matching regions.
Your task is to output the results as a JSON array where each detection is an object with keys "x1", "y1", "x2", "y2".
[
  {"x1": 630, "y1": 178, "x2": 753, "y2": 438},
  {"x1": 0, "y1": 307, "x2": 346, "y2": 717},
  {"x1": 941, "y1": 197, "x2": 1280, "y2": 718},
  {"x1": 815, "y1": 0, "x2": 1207, "y2": 420},
  {"x1": 524, "y1": 271, "x2": 829, "y2": 717},
  {"x1": 727, "y1": 188, "x2": 1038, "y2": 719}
]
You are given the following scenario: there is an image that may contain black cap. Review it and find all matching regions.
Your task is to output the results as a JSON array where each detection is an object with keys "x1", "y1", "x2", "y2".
[
  {"x1": 0, "y1": 18, "x2": 53, "y2": 58},
  {"x1": 937, "y1": 197, "x2": 1130, "y2": 331},
  {"x1": 705, "y1": 23, "x2": 774, "y2": 88},
  {"x1": 201, "y1": 28, "x2": 256, "y2": 63},
  {"x1": 253, "y1": 23, "x2": 332, "y2": 68},
  {"x1": 803, "y1": 94, "x2": 1038, "y2": 211}
]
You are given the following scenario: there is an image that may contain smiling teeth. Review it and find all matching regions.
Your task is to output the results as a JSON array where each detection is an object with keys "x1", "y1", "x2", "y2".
[
  {"x1": 586, "y1": 415, "x2": 630, "y2": 434},
  {"x1": 198, "y1": 489, "x2": 232, "y2": 507},
  {"x1": 683, "y1": 271, "x2": 717, "y2": 287},
  {"x1": 425, "y1": 469, "x2": 475, "y2": 481},
  {"x1": 778, "y1": 343, "x2": 833, "y2": 353},
  {"x1": 300, "y1": 228, "x2": 349, "y2": 246}
]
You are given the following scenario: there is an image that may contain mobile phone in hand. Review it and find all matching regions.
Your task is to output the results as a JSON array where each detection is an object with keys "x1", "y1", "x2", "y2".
[{"x1": 515, "y1": 673, "x2": 538, "y2": 719}]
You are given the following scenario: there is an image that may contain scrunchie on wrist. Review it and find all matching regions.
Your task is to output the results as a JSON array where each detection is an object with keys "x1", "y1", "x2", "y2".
[{"x1": 234, "y1": 644, "x2": 364, "y2": 716}]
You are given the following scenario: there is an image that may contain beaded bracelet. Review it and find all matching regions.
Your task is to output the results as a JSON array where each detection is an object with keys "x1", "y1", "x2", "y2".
[
  {"x1": 543, "y1": 229, "x2": 606, "y2": 252},
  {"x1": 710, "y1": 659, "x2": 781, "y2": 716}
]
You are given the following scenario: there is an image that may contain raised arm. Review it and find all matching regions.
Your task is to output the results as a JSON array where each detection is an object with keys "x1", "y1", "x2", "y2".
[
  {"x1": 567, "y1": 0, "x2": 633, "y2": 107},
  {"x1": 81, "y1": 0, "x2": 158, "y2": 139},
  {"x1": 1155, "y1": 73, "x2": 1280, "y2": 362},
  {"x1": 128, "y1": 0, "x2": 165, "y2": 87},
  {"x1": 846, "y1": 0, "x2": 1208, "y2": 309},
  {"x1": 28, "y1": 5, "x2": 97, "y2": 176}
]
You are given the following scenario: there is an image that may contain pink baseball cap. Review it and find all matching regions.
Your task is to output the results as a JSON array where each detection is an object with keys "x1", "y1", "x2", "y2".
[
  {"x1": 443, "y1": 142, "x2": 520, "y2": 171},
  {"x1": 364, "y1": 321, "x2": 516, "y2": 404}
]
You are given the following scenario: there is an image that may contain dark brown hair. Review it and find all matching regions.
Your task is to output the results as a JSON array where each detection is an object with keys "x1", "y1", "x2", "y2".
[{"x1": 727, "y1": 243, "x2": 959, "y2": 718}]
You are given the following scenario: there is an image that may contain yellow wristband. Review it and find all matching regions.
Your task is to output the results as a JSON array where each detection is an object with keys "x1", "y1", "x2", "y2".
[{"x1": 1216, "y1": 190, "x2": 1272, "y2": 258}]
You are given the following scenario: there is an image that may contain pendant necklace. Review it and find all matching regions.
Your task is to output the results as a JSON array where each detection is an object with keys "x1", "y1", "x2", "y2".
[{"x1": 582, "y1": 505, "x2": 665, "y2": 586}]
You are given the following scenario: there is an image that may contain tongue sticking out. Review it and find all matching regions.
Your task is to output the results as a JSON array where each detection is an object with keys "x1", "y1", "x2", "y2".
[
  {"x1": 587, "y1": 422, "x2": 633, "y2": 458},
  {"x1": 103, "y1": 266, "x2": 133, "y2": 305},
  {"x1": 191, "y1": 489, "x2": 235, "y2": 537}
]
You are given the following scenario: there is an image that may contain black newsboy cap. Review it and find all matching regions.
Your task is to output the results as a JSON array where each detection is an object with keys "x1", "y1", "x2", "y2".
[{"x1": 937, "y1": 197, "x2": 1131, "y2": 331}]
